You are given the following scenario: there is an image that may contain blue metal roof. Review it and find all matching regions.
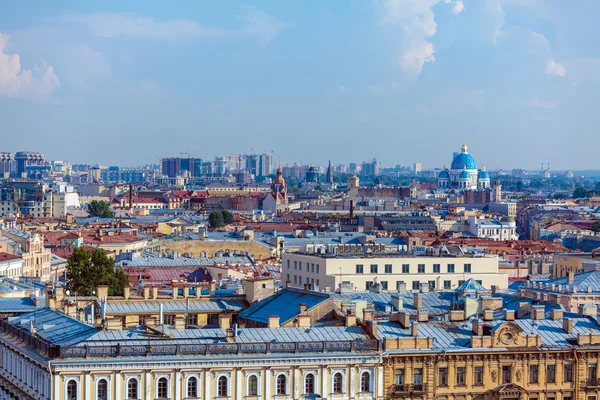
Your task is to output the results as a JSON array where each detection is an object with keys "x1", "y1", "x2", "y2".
[
  {"x1": 459, "y1": 169, "x2": 472, "y2": 179},
  {"x1": 455, "y1": 278, "x2": 487, "y2": 292},
  {"x1": 438, "y1": 170, "x2": 450, "y2": 179},
  {"x1": 544, "y1": 270, "x2": 600, "y2": 292},
  {"x1": 478, "y1": 170, "x2": 490, "y2": 180},
  {"x1": 0, "y1": 297, "x2": 41, "y2": 313},
  {"x1": 239, "y1": 289, "x2": 329, "y2": 325},
  {"x1": 451, "y1": 153, "x2": 477, "y2": 170}
]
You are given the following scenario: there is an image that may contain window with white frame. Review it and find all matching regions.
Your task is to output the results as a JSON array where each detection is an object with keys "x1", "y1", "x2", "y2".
[
  {"x1": 217, "y1": 376, "x2": 228, "y2": 397},
  {"x1": 360, "y1": 372, "x2": 371, "y2": 392},
  {"x1": 187, "y1": 377, "x2": 198, "y2": 398},
  {"x1": 333, "y1": 372, "x2": 343, "y2": 394},
  {"x1": 157, "y1": 377, "x2": 168, "y2": 399},
  {"x1": 97, "y1": 379, "x2": 108, "y2": 400},
  {"x1": 305, "y1": 373, "x2": 315, "y2": 394},
  {"x1": 67, "y1": 380, "x2": 78, "y2": 400},
  {"x1": 276, "y1": 374, "x2": 287, "y2": 395},
  {"x1": 127, "y1": 378, "x2": 138, "y2": 399},
  {"x1": 247, "y1": 375, "x2": 258, "y2": 396}
]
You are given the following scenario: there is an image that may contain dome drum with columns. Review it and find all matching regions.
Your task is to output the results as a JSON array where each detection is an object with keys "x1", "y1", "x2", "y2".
[{"x1": 438, "y1": 144, "x2": 491, "y2": 190}]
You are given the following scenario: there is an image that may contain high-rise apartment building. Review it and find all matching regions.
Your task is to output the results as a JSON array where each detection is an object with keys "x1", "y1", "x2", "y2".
[
  {"x1": 0, "y1": 152, "x2": 13, "y2": 178},
  {"x1": 161, "y1": 157, "x2": 202, "y2": 178},
  {"x1": 14, "y1": 151, "x2": 45, "y2": 177}
]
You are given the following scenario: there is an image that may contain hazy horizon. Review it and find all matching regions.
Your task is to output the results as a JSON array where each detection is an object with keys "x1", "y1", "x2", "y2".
[{"x1": 1, "y1": 1, "x2": 598, "y2": 170}]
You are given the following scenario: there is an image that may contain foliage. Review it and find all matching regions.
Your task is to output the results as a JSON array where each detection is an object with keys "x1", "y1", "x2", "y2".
[
  {"x1": 209, "y1": 211, "x2": 224, "y2": 228},
  {"x1": 88, "y1": 200, "x2": 114, "y2": 218},
  {"x1": 573, "y1": 187, "x2": 589, "y2": 199},
  {"x1": 65, "y1": 247, "x2": 129, "y2": 296},
  {"x1": 221, "y1": 210, "x2": 234, "y2": 224}
]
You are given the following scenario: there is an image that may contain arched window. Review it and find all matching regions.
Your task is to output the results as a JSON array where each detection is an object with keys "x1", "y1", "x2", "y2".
[
  {"x1": 127, "y1": 378, "x2": 138, "y2": 399},
  {"x1": 333, "y1": 373, "x2": 343, "y2": 393},
  {"x1": 67, "y1": 380, "x2": 78, "y2": 400},
  {"x1": 187, "y1": 377, "x2": 198, "y2": 398},
  {"x1": 97, "y1": 379, "x2": 108, "y2": 400},
  {"x1": 157, "y1": 377, "x2": 168, "y2": 399},
  {"x1": 276, "y1": 374, "x2": 287, "y2": 395},
  {"x1": 305, "y1": 373, "x2": 315, "y2": 394},
  {"x1": 218, "y1": 376, "x2": 228, "y2": 397},
  {"x1": 361, "y1": 372, "x2": 370, "y2": 392},
  {"x1": 248, "y1": 375, "x2": 258, "y2": 396}
]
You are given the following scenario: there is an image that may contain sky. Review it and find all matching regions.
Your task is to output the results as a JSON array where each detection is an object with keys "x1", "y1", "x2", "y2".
[{"x1": 0, "y1": 0, "x2": 598, "y2": 170}]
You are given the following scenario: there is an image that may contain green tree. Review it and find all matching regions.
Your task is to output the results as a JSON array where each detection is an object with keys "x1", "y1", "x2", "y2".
[
  {"x1": 573, "y1": 187, "x2": 589, "y2": 199},
  {"x1": 209, "y1": 211, "x2": 224, "y2": 228},
  {"x1": 592, "y1": 221, "x2": 600, "y2": 236},
  {"x1": 221, "y1": 210, "x2": 234, "y2": 224},
  {"x1": 66, "y1": 247, "x2": 129, "y2": 296},
  {"x1": 88, "y1": 200, "x2": 114, "y2": 218}
]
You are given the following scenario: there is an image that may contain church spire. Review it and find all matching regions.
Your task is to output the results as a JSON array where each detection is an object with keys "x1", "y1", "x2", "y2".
[{"x1": 326, "y1": 160, "x2": 333, "y2": 184}]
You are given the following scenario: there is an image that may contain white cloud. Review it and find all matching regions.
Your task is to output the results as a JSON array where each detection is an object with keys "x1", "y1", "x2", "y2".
[
  {"x1": 377, "y1": 0, "x2": 461, "y2": 77},
  {"x1": 546, "y1": 58, "x2": 566, "y2": 77},
  {"x1": 57, "y1": 7, "x2": 291, "y2": 44},
  {"x1": 0, "y1": 33, "x2": 59, "y2": 101},
  {"x1": 527, "y1": 97, "x2": 558, "y2": 109}
]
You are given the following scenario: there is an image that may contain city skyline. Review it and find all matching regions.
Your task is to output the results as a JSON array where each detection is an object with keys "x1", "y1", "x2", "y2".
[{"x1": 1, "y1": 1, "x2": 599, "y2": 169}]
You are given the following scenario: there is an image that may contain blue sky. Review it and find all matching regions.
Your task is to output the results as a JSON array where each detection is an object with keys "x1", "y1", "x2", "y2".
[{"x1": 0, "y1": 0, "x2": 597, "y2": 170}]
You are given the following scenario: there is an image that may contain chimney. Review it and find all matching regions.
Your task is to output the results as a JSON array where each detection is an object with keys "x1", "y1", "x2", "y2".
[
  {"x1": 491, "y1": 285, "x2": 498, "y2": 296},
  {"x1": 209, "y1": 281, "x2": 216, "y2": 294},
  {"x1": 55, "y1": 286, "x2": 64, "y2": 303},
  {"x1": 567, "y1": 272, "x2": 575, "y2": 284},
  {"x1": 297, "y1": 315, "x2": 311, "y2": 328},
  {"x1": 579, "y1": 304, "x2": 598, "y2": 317},
  {"x1": 123, "y1": 285, "x2": 130, "y2": 300},
  {"x1": 483, "y1": 309, "x2": 494, "y2": 321},
  {"x1": 345, "y1": 312, "x2": 357, "y2": 327},
  {"x1": 219, "y1": 314, "x2": 232, "y2": 330},
  {"x1": 517, "y1": 302, "x2": 531, "y2": 319},
  {"x1": 143, "y1": 286, "x2": 150, "y2": 300},
  {"x1": 152, "y1": 286, "x2": 159, "y2": 300},
  {"x1": 504, "y1": 309, "x2": 515, "y2": 321},
  {"x1": 418, "y1": 310, "x2": 429, "y2": 322},
  {"x1": 399, "y1": 312, "x2": 411, "y2": 329},
  {"x1": 226, "y1": 328, "x2": 235, "y2": 343},
  {"x1": 391, "y1": 294, "x2": 403, "y2": 311},
  {"x1": 298, "y1": 303, "x2": 307, "y2": 314},
  {"x1": 472, "y1": 318, "x2": 484, "y2": 336},
  {"x1": 414, "y1": 293, "x2": 423, "y2": 311},
  {"x1": 182, "y1": 286, "x2": 189, "y2": 299},
  {"x1": 97, "y1": 285, "x2": 109, "y2": 300},
  {"x1": 411, "y1": 322, "x2": 419, "y2": 337},
  {"x1": 362, "y1": 308, "x2": 375, "y2": 322},
  {"x1": 563, "y1": 318, "x2": 573, "y2": 334},
  {"x1": 532, "y1": 305, "x2": 545, "y2": 320},
  {"x1": 268, "y1": 316, "x2": 280, "y2": 328},
  {"x1": 550, "y1": 308, "x2": 564, "y2": 321},
  {"x1": 195, "y1": 286, "x2": 202, "y2": 298},
  {"x1": 172, "y1": 285, "x2": 179, "y2": 300}
]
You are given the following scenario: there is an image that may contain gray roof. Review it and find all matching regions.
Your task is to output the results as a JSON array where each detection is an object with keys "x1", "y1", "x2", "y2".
[
  {"x1": 240, "y1": 289, "x2": 330, "y2": 325},
  {"x1": 104, "y1": 298, "x2": 247, "y2": 315},
  {"x1": 334, "y1": 291, "x2": 453, "y2": 316},
  {"x1": 544, "y1": 270, "x2": 600, "y2": 293},
  {"x1": 0, "y1": 297, "x2": 41, "y2": 313},
  {"x1": 123, "y1": 254, "x2": 253, "y2": 268}
]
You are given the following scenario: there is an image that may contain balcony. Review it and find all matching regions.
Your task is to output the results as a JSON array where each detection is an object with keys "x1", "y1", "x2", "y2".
[
  {"x1": 388, "y1": 383, "x2": 427, "y2": 397},
  {"x1": 584, "y1": 378, "x2": 600, "y2": 388}
]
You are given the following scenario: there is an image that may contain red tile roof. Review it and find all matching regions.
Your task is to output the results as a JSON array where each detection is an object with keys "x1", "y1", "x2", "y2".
[{"x1": 0, "y1": 252, "x2": 21, "y2": 262}]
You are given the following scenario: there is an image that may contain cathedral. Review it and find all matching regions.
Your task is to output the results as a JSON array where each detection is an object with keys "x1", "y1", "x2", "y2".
[{"x1": 438, "y1": 144, "x2": 491, "y2": 190}]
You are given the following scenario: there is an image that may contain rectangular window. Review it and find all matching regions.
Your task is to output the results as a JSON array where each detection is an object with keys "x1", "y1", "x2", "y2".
[
  {"x1": 412, "y1": 281, "x2": 420, "y2": 290},
  {"x1": 502, "y1": 366, "x2": 511, "y2": 384},
  {"x1": 433, "y1": 264, "x2": 441, "y2": 273},
  {"x1": 311, "y1": 263, "x2": 315, "y2": 273},
  {"x1": 590, "y1": 364, "x2": 597, "y2": 380},
  {"x1": 447, "y1": 264, "x2": 455, "y2": 273},
  {"x1": 444, "y1": 280, "x2": 451, "y2": 290},
  {"x1": 370, "y1": 264, "x2": 378, "y2": 274},
  {"x1": 402, "y1": 264, "x2": 410, "y2": 273},
  {"x1": 456, "y1": 367, "x2": 466, "y2": 386},
  {"x1": 385, "y1": 264, "x2": 392, "y2": 274},
  {"x1": 547, "y1": 365, "x2": 556, "y2": 383},
  {"x1": 316, "y1": 279, "x2": 319, "y2": 287},
  {"x1": 413, "y1": 368, "x2": 423, "y2": 384},
  {"x1": 395, "y1": 369, "x2": 405, "y2": 385},
  {"x1": 356, "y1": 264, "x2": 364, "y2": 274},
  {"x1": 564, "y1": 364, "x2": 573, "y2": 382},
  {"x1": 418, "y1": 264, "x2": 425, "y2": 273},
  {"x1": 438, "y1": 368, "x2": 448, "y2": 386},
  {"x1": 464, "y1": 263, "x2": 472, "y2": 273},
  {"x1": 294, "y1": 261, "x2": 297, "y2": 270},
  {"x1": 381, "y1": 281, "x2": 388, "y2": 290},
  {"x1": 287, "y1": 260, "x2": 290, "y2": 269},
  {"x1": 366, "y1": 282, "x2": 373, "y2": 290},
  {"x1": 458, "y1": 280, "x2": 465, "y2": 286},
  {"x1": 299, "y1": 262, "x2": 302, "y2": 271},
  {"x1": 529, "y1": 365, "x2": 539, "y2": 383},
  {"x1": 428, "y1": 280, "x2": 436, "y2": 289},
  {"x1": 316, "y1": 265, "x2": 320, "y2": 274},
  {"x1": 294, "y1": 275, "x2": 297, "y2": 285},
  {"x1": 474, "y1": 366, "x2": 483, "y2": 385}
]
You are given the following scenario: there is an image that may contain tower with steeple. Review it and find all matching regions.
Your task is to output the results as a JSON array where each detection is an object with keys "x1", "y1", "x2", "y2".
[{"x1": 326, "y1": 160, "x2": 333, "y2": 185}]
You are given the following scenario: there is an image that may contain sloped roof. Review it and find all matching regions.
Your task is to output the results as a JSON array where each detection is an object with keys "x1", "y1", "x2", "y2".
[{"x1": 456, "y1": 278, "x2": 487, "y2": 292}]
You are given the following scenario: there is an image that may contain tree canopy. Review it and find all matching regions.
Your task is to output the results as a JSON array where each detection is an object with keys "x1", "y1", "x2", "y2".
[
  {"x1": 208, "y1": 211, "x2": 225, "y2": 228},
  {"x1": 221, "y1": 210, "x2": 234, "y2": 224},
  {"x1": 592, "y1": 221, "x2": 600, "y2": 235},
  {"x1": 88, "y1": 200, "x2": 114, "y2": 218},
  {"x1": 65, "y1": 247, "x2": 129, "y2": 296}
]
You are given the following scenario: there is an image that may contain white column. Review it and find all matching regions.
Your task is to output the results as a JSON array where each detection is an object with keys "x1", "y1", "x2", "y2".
[
  {"x1": 377, "y1": 366, "x2": 384, "y2": 398},
  {"x1": 145, "y1": 371, "x2": 152, "y2": 400},
  {"x1": 349, "y1": 367, "x2": 356, "y2": 398},
  {"x1": 53, "y1": 374, "x2": 61, "y2": 400},
  {"x1": 264, "y1": 369, "x2": 271, "y2": 400},
  {"x1": 321, "y1": 367, "x2": 328, "y2": 400},
  {"x1": 84, "y1": 373, "x2": 92, "y2": 400},
  {"x1": 294, "y1": 369, "x2": 301, "y2": 399},
  {"x1": 236, "y1": 369, "x2": 242, "y2": 400},
  {"x1": 174, "y1": 370, "x2": 181, "y2": 400},
  {"x1": 204, "y1": 370, "x2": 211, "y2": 400},
  {"x1": 114, "y1": 373, "x2": 122, "y2": 400}
]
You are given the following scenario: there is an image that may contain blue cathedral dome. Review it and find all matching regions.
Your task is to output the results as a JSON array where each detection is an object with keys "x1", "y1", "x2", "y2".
[
  {"x1": 439, "y1": 170, "x2": 449, "y2": 179},
  {"x1": 478, "y1": 170, "x2": 490, "y2": 180},
  {"x1": 451, "y1": 144, "x2": 477, "y2": 170},
  {"x1": 459, "y1": 170, "x2": 471, "y2": 179}
]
